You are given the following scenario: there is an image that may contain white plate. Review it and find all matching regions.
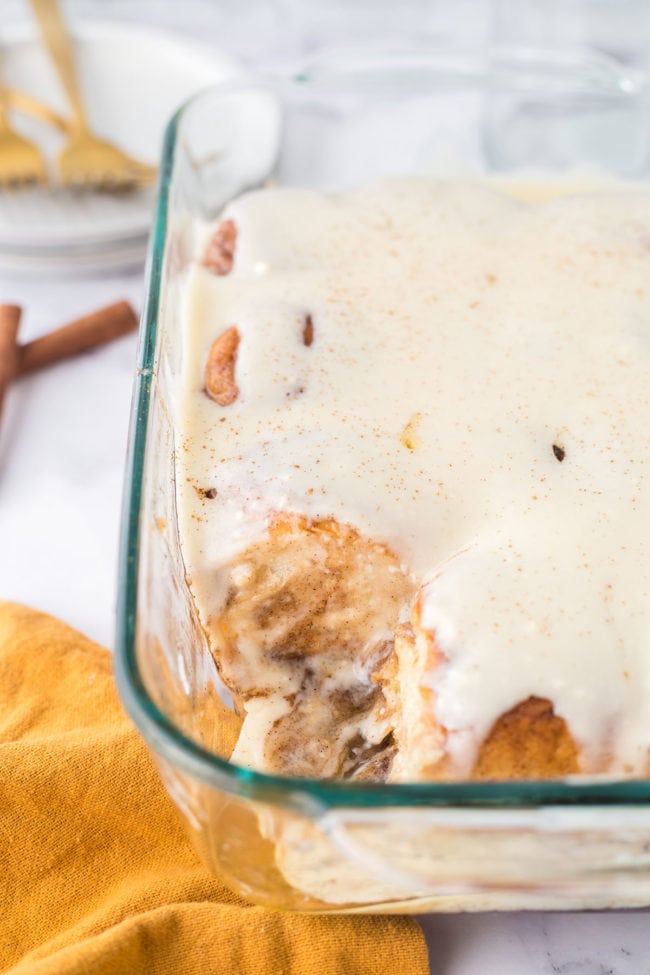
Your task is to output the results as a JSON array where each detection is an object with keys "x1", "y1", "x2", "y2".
[{"x1": 0, "y1": 20, "x2": 242, "y2": 270}]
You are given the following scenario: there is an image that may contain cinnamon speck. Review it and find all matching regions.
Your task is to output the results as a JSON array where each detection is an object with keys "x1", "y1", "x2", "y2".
[
  {"x1": 302, "y1": 314, "x2": 314, "y2": 347},
  {"x1": 195, "y1": 486, "x2": 217, "y2": 500},
  {"x1": 552, "y1": 443, "x2": 566, "y2": 463}
]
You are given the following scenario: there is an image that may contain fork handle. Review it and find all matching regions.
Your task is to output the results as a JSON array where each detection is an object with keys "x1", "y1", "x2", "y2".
[{"x1": 29, "y1": 0, "x2": 88, "y2": 132}]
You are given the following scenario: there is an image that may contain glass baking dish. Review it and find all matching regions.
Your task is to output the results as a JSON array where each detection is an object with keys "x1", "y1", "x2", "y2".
[{"x1": 115, "y1": 47, "x2": 650, "y2": 913}]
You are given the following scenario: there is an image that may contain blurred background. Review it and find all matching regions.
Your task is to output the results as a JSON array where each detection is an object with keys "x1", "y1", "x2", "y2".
[{"x1": 3, "y1": 0, "x2": 650, "y2": 70}]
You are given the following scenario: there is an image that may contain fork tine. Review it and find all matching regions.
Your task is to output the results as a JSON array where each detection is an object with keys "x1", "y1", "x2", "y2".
[
  {"x1": 0, "y1": 72, "x2": 48, "y2": 188},
  {"x1": 0, "y1": 148, "x2": 47, "y2": 189},
  {"x1": 128, "y1": 160, "x2": 157, "y2": 178},
  {"x1": 61, "y1": 167, "x2": 147, "y2": 193}
]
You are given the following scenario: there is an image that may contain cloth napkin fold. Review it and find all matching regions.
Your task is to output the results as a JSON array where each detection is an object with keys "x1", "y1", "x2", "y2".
[{"x1": 0, "y1": 602, "x2": 429, "y2": 975}]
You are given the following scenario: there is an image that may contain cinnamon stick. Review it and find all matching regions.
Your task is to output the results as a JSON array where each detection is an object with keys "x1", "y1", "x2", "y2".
[
  {"x1": 16, "y1": 300, "x2": 138, "y2": 376},
  {"x1": 0, "y1": 304, "x2": 22, "y2": 426}
]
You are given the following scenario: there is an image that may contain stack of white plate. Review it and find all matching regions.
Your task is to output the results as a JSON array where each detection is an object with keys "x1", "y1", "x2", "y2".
[{"x1": 0, "y1": 19, "x2": 241, "y2": 273}]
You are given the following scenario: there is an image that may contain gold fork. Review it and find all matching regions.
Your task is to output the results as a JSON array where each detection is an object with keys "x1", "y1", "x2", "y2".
[
  {"x1": 29, "y1": 0, "x2": 156, "y2": 190},
  {"x1": 6, "y1": 88, "x2": 156, "y2": 183},
  {"x1": 0, "y1": 66, "x2": 47, "y2": 187}
]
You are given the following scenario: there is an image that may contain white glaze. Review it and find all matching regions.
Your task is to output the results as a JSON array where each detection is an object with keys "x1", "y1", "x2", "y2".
[{"x1": 176, "y1": 176, "x2": 650, "y2": 775}]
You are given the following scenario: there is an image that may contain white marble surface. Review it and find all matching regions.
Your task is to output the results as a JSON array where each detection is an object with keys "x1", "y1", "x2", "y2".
[
  {"x1": 3, "y1": 2, "x2": 650, "y2": 972},
  {"x1": 0, "y1": 271, "x2": 142, "y2": 647}
]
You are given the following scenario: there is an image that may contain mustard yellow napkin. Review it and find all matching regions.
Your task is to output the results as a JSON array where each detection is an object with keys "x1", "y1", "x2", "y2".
[{"x1": 0, "y1": 602, "x2": 429, "y2": 975}]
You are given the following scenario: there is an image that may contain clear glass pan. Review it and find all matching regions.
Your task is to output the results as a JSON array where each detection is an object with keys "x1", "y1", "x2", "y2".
[{"x1": 115, "y1": 47, "x2": 650, "y2": 912}]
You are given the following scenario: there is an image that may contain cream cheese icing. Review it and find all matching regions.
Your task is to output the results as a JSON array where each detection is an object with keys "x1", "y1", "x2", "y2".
[{"x1": 175, "y1": 176, "x2": 650, "y2": 777}]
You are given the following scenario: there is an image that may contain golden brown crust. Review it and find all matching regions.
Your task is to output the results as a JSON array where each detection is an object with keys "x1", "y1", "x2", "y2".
[
  {"x1": 204, "y1": 325, "x2": 240, "y2": 406},
  {"x1": 387, "y1": 600, "x2": 581, "y2": 782},
  {"x1": 203, "y1": 218, "x2": 237, "y2": 275},
  {"x1": 471, "y1": 696, "x2": 580, "y2": 780}
]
